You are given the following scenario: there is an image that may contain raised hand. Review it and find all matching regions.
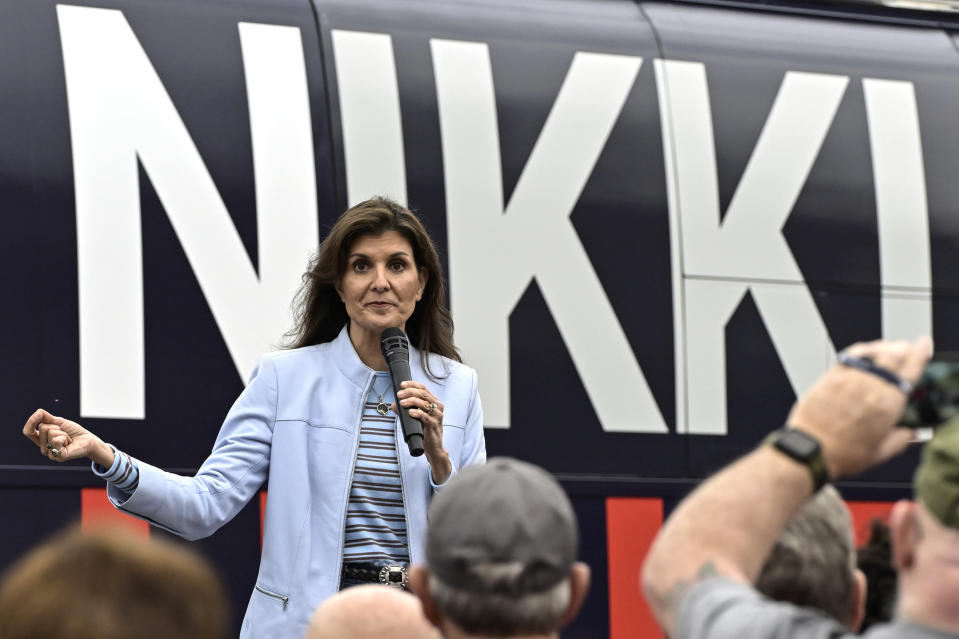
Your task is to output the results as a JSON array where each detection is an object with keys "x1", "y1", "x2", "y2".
[
  {"x1": 22, "y1": 409, "x2": 114, "y2": 467},
  {"x1": 788, "y1": 336, "x2": 932, "y2": 479}
]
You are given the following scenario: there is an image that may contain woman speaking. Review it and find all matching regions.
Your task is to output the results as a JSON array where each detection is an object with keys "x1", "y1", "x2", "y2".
[{"x1": 22, "y1": 197, "x2": 487, "y2": 638}]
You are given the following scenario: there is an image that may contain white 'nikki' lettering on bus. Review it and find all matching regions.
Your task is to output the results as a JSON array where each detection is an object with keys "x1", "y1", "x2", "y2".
[{"x1": 58, "y1": 9, "x2": 933, "y2": 435}]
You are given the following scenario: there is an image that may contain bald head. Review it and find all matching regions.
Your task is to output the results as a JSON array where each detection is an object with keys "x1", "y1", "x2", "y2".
[{"x1": 304, "y1": 586, "x2": 440, "y2": 639}]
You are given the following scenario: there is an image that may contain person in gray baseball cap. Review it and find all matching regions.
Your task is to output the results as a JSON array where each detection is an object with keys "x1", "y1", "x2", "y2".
[{"x1": 407, "y1": 457, "x2": 590, "y2": 639}]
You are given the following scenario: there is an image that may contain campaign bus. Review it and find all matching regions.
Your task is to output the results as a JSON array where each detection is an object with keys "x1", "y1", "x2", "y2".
[{"x1": 3, "y1": 0, "x2": 959, "y2": 635}]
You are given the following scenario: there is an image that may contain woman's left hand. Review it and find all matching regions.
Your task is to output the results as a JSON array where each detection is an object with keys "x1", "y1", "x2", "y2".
[{"x1": 394, "y1": 381, "x2": 451, "y2": 483}]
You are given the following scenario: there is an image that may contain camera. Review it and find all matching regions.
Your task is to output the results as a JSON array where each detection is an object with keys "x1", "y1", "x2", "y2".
[{"x1": 900, "y1": 352, "x2": 959, "y2": 428}]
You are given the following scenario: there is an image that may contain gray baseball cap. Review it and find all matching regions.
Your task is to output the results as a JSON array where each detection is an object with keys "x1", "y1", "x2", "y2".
[{"x1": 425, "y1": 457, "x2": 579, "y2": 596}]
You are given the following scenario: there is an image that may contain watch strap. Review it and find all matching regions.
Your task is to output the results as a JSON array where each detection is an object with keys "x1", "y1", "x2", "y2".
[{"x1": 764, "y1": 427, "x2": 830, "y2": 492}]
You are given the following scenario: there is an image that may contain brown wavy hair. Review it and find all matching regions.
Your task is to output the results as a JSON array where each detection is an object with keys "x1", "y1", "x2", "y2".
[{"x1": 285, "y1": 197, "x2": 459, "y2": 378}]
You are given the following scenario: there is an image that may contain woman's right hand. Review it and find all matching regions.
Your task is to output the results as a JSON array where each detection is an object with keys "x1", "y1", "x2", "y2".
[{"x1": 22, "y1": 409, "x2": 114, "y2": 467}]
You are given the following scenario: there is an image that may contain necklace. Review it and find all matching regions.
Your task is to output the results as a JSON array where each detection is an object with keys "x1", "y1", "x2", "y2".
[{"x1": 373, "y1": 377, "x2": 392, "y2": 416}]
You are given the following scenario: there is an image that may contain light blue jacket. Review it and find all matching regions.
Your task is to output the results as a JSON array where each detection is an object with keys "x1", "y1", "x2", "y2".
[{"x1": 108, "y1": 327, "x2": 486, "y2": 638}]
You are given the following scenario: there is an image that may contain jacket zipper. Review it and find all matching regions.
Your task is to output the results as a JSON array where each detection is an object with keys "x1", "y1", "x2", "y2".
[
  {"x1": 255, "y1": 584, "x2": 289, "y2": 610},
  {"x1": 335, "y1": 373, "x2": 371, "y2": 590},
  {"x1": 397, "y1": 420, "x2": 413, "y2": 563}
]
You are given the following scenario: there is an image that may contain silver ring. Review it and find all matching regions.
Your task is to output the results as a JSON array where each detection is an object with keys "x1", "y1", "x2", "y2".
[
  {"x1": 50, "y1": 448, "x2": 60, "y2": 457},
  {"x1": 427, "y1": 402, "x2": 437, "y2": 414}
]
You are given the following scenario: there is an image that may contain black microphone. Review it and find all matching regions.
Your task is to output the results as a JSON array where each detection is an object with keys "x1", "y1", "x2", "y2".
[{"x1": 380, "y1": 327, "x2": 424, "y2": 457}]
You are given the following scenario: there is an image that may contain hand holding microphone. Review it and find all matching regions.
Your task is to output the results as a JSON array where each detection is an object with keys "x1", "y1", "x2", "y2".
[
  {"x1": 380, "y1": 328, "x2": 451, "y2": 481},
  {"x1": 380, "y1": 327, "x2": 426, "y2": 457}
]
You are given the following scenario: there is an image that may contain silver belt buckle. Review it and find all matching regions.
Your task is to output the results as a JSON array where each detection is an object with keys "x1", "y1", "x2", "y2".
[{"x1": 378, "y1": 564, "x2": 408, "y2": 589}]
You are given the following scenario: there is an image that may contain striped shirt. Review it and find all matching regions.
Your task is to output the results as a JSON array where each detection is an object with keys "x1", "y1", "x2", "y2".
[
  {"x1": 343, "y1": 373, "x2": 410, "y2": 565},
  {"x1": 91, "y1": 444, "x2": 140, "y2": 493}
]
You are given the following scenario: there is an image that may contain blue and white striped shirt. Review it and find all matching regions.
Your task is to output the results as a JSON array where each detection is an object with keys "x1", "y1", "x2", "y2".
[
  {"x1": 342, "y1": 372, "x2": 409, "y2": 564},
  {"x1": 91, "y1": 445, "x2": 139, "y2": 493}
]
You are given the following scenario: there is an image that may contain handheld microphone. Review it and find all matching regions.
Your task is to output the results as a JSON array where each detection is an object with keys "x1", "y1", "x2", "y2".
[{"x1": 380, "y1": 327, "x2": 425, "y2": 457}]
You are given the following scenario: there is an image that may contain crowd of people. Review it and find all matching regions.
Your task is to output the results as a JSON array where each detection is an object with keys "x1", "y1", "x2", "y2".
[
  {"x1": 8, "y1": 197, "x2": 957, "y2": 638},
  {"x1": 0, "y1": 457, "x2": 588, "y2": 639}
]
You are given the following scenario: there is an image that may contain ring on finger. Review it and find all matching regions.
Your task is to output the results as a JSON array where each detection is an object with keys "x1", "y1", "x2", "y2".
[{"x1": 50, "y1": 448, "x2": 60, "y2": 457}]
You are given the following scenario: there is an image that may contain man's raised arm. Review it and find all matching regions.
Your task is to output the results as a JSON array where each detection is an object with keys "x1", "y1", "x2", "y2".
[{"x1": 641, "y1": 338, "x2": 931, "y2": 636}]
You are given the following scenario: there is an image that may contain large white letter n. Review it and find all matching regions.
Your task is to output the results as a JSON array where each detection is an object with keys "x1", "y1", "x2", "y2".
[{"x1": 58, "y1": 6, "x2": 318, "y2": 419}]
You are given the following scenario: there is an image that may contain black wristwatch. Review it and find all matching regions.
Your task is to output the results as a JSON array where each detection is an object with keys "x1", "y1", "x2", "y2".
[{"x1": 765, "y1": 427, "x2": 830, "y2": 492}]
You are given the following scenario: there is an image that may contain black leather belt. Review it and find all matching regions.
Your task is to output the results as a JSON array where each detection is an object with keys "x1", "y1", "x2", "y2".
[{"x1": 341, "y1": 562, "x2": 408, "y2": 589}]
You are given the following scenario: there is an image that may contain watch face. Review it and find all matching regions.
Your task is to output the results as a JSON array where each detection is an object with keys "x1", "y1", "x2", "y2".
[{"x1": 779, "y1": 430, "x2": 819, "y2": 458}]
